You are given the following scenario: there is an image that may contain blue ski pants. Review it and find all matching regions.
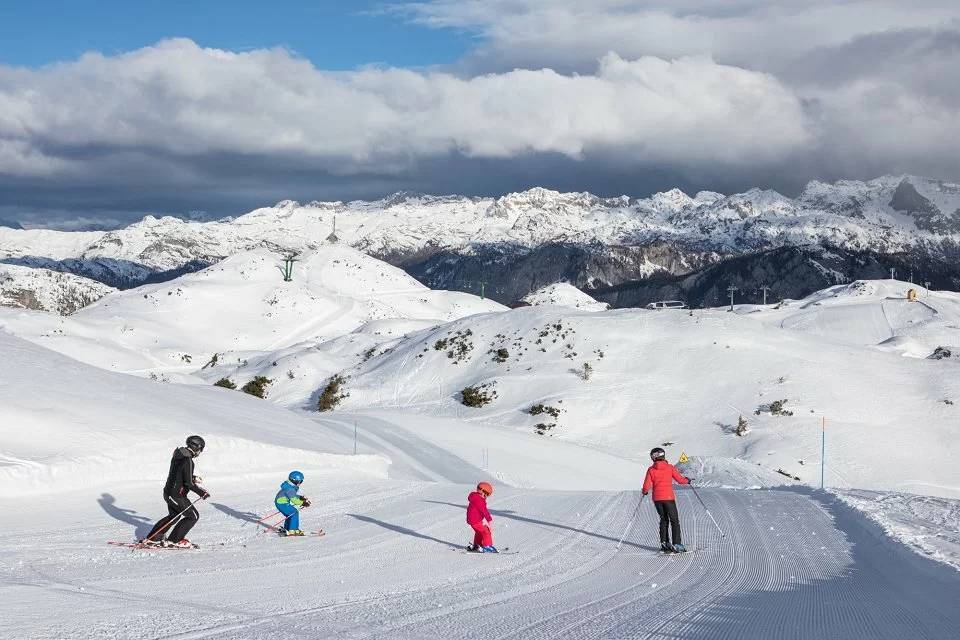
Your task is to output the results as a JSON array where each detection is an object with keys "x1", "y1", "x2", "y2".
[{"x1": 276, "y1": 502, "x2": 299, "y2": 531}]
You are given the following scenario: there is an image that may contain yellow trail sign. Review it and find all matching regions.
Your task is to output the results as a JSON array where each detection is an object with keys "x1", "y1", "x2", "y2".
[{"x1": 678, "y1": 452, "x2": 690, "y2": 464}]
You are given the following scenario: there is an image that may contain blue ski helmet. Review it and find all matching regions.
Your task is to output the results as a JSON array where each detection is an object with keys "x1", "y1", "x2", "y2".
[{"x1": 289, "y1": 470, "x2": 304, "y2": 485}]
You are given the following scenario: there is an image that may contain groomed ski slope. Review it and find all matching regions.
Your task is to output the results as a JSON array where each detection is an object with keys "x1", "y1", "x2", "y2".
[{"x1": 2, "y1": 414, "x2": 958, "y2": 640}]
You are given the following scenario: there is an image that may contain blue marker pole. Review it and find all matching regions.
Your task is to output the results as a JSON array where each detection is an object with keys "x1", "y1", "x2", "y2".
[{"x1": 820, "y1": 417, "x2": 826, "y2": 490}]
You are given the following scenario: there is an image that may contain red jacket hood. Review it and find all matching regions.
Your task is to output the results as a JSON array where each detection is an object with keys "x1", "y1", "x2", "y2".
[{"x1": 467, "y1": 491, "x2": 486, "y2": 507}]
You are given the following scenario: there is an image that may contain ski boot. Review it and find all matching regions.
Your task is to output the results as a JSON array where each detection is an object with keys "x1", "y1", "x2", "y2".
[
  {"x1": 165, "y1": 538, "x2": 196, "y2": 549},
  {"x1": 280, "y1": 529, "x2": 305, "y2": 537},
  {"x1": 660, "y1": 541, "x2": 674, "y2": 553},
  {"x1": 466, "y1": 543, "x2": 480, "y2": 552},
  {"x1": 138, "y1": 538, "x2": 163, "y2": 547},
  {"x1": 671, "y1": 543, "x2": 688, "y2": 553},
  {"x1": 481, "y1": 545, "x2": 499, "y2": 553}
]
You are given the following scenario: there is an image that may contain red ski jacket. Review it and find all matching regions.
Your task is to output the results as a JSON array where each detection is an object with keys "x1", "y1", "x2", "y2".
[
  {"x1": 466, "y1": 491, "x2": 492, "y2": 525},
  {"x1": 642, "y1": 460, "x2": 689, "y2": 501}
]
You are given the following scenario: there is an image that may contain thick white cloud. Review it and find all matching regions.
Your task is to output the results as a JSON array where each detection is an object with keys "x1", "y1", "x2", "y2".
[
  {"x1": 396, "y1": 1, "x2": 960, "y2": 73},
  {"x1": 0, "y1": 39, "x2": 809, "y2": 177},
  {"x1": 1, "y1": 2, "x2": 959, "y2": 225},
  {"x1": 394, "y1": 0, "x2": 960, "y2": 180}
]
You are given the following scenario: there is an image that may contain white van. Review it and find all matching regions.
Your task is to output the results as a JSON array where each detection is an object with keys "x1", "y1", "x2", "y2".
[{"x1": 645, "y1": 300, "x2": 687, "y2": 310}]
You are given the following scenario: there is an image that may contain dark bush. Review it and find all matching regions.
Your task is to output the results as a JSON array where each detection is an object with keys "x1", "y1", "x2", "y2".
[
  {"x1": 755, "y1": 399, "x2": 793, "y2": 416},
  {"x1": 929, "y1": 346, "x2": 953, "y2": 360},
  {"x1": 241, "y1": 376, "x2": 272, "y2": 399},
  {"x1": 461, "y1": 383, "x2": 497, "y2": 407},
  {"x1": 318, "y1": 374, "x2": 349, "y2": 412},
  {"x1": 736, "y1": 415, "x2": 749, "y2": 436},
  {"x1": 529, "y1": 403, "x2": 561, "y2": 418},
  {"x1": 213, "y1": 377, "x2": 236, "y2": 390}
]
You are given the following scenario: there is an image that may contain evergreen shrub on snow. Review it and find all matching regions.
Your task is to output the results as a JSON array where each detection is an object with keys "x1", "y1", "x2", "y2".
[
  {"x1": 318, "y1": 374, "x2": 349, "y2": 412},
  {"x1": 241, "y1": 376, "x2": 272, "y2": 399},
  {"x1": 461, "y1": 383, "x2": 497, "y2": 407}
]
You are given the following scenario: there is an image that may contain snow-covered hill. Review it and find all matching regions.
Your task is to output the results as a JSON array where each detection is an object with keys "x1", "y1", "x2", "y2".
[
  {"x1": 323, "y1": 281, "x2": 960, "y2": 498},
  {"x1": 522, "y1": 282, "x2": 609, "y2": 311},
  {"x1": 0, "y1": 264, "x2": 115, "y2": 314},
  {"x1": 3, "y1": 175, "x2": 960, "y2": 301},
  {"x1": 0, "y1": 331, "x2": 386, "y2": 497},
  {"x1": 0, "y1": 245, "x2": 506, "y2": 376},
  {"x1": 1, "y1": 272, "x2": 958, "y2": 639}
]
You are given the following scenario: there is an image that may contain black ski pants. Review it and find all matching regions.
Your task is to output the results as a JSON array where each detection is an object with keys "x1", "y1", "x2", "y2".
[
  {"x1": 145, "y1": 492, "x2": 199, "y2": 543},
  {"x1": 654, "y1": 499, "x2": 681, "y2": 545}
]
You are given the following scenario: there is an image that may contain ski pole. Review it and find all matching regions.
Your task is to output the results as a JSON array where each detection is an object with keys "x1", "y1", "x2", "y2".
[
  {"x1": 142, "y1": 496, "x2": 206, "y2": 545},
  {"x1": 258, "y1": 503, "x2": 311, "y2": 534},
  {"x1": 689, "y1": 484, "x2": 725, "y2": 538},
  {"x1": 251, "y1": 510, "x2": 284, "y2": 528},
  {"x1": 616, "y1": 492, "x2": 646, "y2": 551},
  {"x1": 254, "y1": 511, "x2": 286, "y2": 534}
]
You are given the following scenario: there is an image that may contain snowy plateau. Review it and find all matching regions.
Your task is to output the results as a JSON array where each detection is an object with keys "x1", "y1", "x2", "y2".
[{"x1": 1, "y1": 186, "x2": 960, "y2": 638}]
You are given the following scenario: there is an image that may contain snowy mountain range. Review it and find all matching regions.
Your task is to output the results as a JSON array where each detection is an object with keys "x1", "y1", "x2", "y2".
[{"x1": 1, "y1": 175, "x2": 959, "y2": 309}]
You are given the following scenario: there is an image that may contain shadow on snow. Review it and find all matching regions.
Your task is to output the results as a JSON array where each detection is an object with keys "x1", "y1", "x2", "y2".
[{"x1": 97, "y1": 493, "x2": 154, "y2": 539}]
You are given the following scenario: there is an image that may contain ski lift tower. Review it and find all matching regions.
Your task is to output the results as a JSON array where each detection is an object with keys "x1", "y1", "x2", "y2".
[
  {"x1": 282, "y1": 253, "x2": 299, "y2": 282},
  {"x1": 326, "y1": 216, "x2": 340, "y2": 244},
  {"x1": 727, "y1": 285, "x2": 739, "y2": 312},
  {"x1": 759, "y1": 284, "x2": 771, "y2": 306}
]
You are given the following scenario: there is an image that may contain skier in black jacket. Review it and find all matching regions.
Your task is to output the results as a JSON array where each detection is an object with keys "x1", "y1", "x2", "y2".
[{"x1": 141, "y1": 435, "x2": 210, "y2": 547}]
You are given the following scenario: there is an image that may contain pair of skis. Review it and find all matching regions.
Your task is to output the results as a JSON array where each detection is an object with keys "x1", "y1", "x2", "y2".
[
  {"x1": 107, "y1": 529, "x2": 325, "y2": 550},
  {"x1": 653, "y1": 547, "x2": 698, "y2": 557},
  {"x1": 455, "y1": 546, "x2": 518, "y2": 555},
  {"x1": 107, "y1": 540, "x2": 201, "y2": 550}
]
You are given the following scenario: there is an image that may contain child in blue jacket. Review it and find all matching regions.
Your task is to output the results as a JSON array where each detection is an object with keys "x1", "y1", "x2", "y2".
[{"x1": 274, "y1": 470, "x2": 311, "y2": 536}]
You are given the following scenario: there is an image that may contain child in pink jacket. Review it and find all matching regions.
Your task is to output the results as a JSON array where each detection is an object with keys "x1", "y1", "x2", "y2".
[{"x1": 466, "y1": 481, "x2": 497, "y2": 553}]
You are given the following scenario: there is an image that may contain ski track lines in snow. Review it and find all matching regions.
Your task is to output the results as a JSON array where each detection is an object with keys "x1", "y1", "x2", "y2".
[{"x1": 4, "y1": 484, "x2": 959, "y2": 639}]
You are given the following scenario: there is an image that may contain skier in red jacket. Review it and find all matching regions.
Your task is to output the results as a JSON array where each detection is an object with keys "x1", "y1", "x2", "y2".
[
  {"x1": 642, "y1": 447, "x2": 690, "y2": 553},
  {"x1": 466, "y1": 482, "x2": 498, "y2": 553}
]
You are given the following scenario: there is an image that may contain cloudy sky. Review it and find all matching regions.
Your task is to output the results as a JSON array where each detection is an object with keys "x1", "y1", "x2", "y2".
[{"x1": 1, "y1": 1, "x2": 959, "y2": 228}]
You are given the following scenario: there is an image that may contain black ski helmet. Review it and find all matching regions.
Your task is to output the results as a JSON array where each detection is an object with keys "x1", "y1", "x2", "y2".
[
  {"x1": 650, "y1": 447, "x2": 666, "y2": 461},
  {"x1": 186, "y1": 435, "x2": 206, "y2": 453}
]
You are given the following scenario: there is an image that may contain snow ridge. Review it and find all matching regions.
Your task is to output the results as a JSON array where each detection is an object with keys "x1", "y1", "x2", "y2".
[{"x1": 3, "y1": 175, "x2": 960, "y2": 290}]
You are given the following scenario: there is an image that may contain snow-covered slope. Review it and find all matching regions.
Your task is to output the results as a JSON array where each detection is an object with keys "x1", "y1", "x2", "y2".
[
  {"x1": 323, "y1": 284, "x2": 960, "y2": 498},
  {"x1": 522, "y1": 282, "x2": 609, "y2": 311},
  {"x1": 0, "y1": 331, "x2": 387, "y2": 497},
  {"x1": 769, "y1": 280, "x2": 960, "y2": 357},
  {"x1": 0, "y1": 244, "x2": 506, "y2": 376},
  {"x1": 0, "y1": 264, "x2": 115, "y2": 314},
  {"x1": 1, "y1": 411, "x2": 957, "y2": 639},
  {"x1": 836, "y1": 489, "x2": 960, "y2": 570},
  {"x1": 1, "y1": 266, "x2": 958, "y2": 639}
]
